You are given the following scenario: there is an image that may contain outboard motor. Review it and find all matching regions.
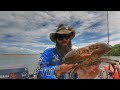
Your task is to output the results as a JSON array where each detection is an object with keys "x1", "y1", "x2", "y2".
[{"x1": 0, "y1": 65, "x2": 29, "y2": 79}]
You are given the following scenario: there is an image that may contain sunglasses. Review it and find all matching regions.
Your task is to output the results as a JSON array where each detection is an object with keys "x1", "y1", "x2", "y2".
[{"x1": 56, "y1": 34, "x2": 71, "y2": 40}]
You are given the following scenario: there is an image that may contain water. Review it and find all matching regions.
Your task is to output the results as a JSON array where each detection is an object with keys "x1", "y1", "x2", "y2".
[
  {"x1": 0, "y1": 55, "x2": 120, "y2": 74},
  {"x1": 0, "y1": 54, "x2": 40, "y2": 74},
  {"x1": 103, "y1": 56, "x2": 120, "y2": 60}
]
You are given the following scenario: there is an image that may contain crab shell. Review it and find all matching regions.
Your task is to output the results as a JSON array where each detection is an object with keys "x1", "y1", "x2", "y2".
[{"x1": 62, "y1": 43, "x2": 111, "y2": 65}]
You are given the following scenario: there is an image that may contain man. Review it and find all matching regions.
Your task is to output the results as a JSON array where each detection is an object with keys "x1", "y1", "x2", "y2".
[{"x1": 36, "y1": 23, "x2": 100, "y2": 79}]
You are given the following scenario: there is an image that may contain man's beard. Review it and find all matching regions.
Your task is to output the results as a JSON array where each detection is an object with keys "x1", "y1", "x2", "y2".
[{"x1": 55, "y1": 41, "x2": 72, "y2": 58}]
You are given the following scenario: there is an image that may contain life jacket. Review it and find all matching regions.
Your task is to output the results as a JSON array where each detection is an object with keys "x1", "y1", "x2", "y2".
[{"x1": 103, "y1": 64, "x2": 120, "y2": 79}]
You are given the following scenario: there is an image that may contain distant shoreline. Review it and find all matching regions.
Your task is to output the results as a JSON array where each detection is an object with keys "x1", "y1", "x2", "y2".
[{"x1": 0, "y1": 54, "x2": 40, "y2": 56}]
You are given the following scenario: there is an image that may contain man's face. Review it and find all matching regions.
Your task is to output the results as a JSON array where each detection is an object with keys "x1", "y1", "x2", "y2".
[{"x1": 56, "y1": 34, "x2": 71, "y2": 47}]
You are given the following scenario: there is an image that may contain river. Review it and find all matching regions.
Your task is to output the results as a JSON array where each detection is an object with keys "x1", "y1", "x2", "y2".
[{"x1": 0, "y1": 55, "x2": 120, "y2": 74}]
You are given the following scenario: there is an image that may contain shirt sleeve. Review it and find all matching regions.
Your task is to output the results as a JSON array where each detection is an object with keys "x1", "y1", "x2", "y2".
[{"x1": 37, "y1": 49, "x2": 57, "y2": 79}]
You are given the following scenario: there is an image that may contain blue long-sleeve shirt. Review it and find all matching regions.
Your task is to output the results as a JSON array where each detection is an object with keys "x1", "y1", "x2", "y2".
[{"x1": 37, "y1": 47, "x2": 78, "y2": 79}]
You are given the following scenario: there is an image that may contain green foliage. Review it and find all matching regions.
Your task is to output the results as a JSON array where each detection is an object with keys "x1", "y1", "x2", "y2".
[{"x1": 108, "y1": 44, "x2": 120, "y2": 56}]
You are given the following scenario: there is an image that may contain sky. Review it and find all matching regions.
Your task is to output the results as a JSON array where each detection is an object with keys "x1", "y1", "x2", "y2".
[{"x1": 0, "y1": 11, "x2": 120, "y2": 54}]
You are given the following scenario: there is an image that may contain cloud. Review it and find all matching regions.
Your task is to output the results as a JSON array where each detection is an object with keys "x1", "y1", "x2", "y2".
[{"x1": 0, "y1": 11, "x2": 120, "y2": 54}]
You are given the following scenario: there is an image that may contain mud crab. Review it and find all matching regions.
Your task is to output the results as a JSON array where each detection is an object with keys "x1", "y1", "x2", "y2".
[{"x1": 62, "y1": 43, "x2": 120, "y2": 79}]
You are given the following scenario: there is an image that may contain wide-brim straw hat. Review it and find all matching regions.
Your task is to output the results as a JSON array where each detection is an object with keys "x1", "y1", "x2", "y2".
[{"x1": 50, "y1": 24, "x2": 75, "y2": 43}]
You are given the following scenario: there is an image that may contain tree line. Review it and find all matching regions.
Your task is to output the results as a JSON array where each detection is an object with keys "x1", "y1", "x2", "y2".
[{"x1": 106, "y1": 44, "x2": 120, "y2": 56}]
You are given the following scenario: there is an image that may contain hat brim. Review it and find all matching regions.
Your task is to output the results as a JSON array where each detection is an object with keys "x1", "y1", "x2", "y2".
[
  {"x1": 56, "y1": 30, "x2": 73, "y2": 34},
  {"x1": 50, "y1": 30, "x2": 75, "y2": 43}
]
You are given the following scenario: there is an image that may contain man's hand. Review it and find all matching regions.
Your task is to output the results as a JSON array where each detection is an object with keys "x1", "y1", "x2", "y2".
[
  {"x1": 54, "y1": 64, "x2": 77, "y2": 78},
  {"x1": 77, "y1": 64, "x2": 100, "y2": 79}
]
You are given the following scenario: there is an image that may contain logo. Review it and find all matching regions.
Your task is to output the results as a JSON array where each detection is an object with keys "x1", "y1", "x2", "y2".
[
  {"x1": 52, "y1": 55, "x2": 60, "y2": 62},
  {"x1": 9, "y1": 73, "x2": 17, "y2": 79},
  {"x1": 0, "y1": 74, "x2": 9, "y2": 79},
  {"x1": 21, "y1": 72, "x2": 27, "y2": 77}
]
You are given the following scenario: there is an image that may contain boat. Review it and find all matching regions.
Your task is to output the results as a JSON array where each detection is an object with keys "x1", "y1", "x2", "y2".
[
  {"x1": 0, "y1": 61, "x2": 120, "y2": 79},
  {"x1": 0, "y1": 65, "x2": 29, "y2": 79},
  {"x1": 98, "y1": 61, "x2": 120, "y2": 79}
]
